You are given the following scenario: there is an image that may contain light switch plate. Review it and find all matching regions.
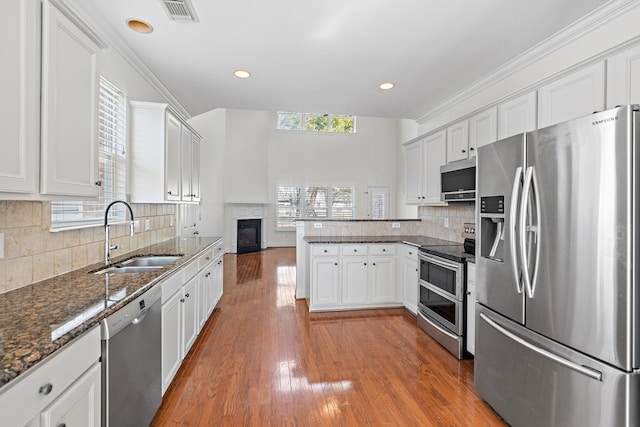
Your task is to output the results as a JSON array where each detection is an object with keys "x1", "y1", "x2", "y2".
[
  {"x1": 145, "y1": 218, "x2": 151, "y2": 231},
  {"x1": 391, "y1": 222, "x2": 400, "y2": 229},
  {"x1": 133, "y1": 220, "x2": 141, "y2": 233},
  {"x1": 0, "y1": 233, "x2": 4, "y2": 259},
  {"x1": 313, "y1": 222, "x2": 323, "y2": 229},
  {"x1": 444, "y1": 218, "x2": 449, "y2": 228}
]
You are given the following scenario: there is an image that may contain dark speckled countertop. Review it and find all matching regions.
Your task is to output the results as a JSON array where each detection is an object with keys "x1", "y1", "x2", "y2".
[{"x1": 0, "y1": 236, "x2": 222, "y2": 391}]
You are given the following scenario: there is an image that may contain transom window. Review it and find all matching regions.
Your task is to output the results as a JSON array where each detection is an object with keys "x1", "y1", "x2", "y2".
[
  {"x1": 276, "y1": 185, "x2": 355, "y2": 229},
  {"x1": 51, "y1": 77, "x2": 127, "y2": 229},
  {"x1": 276, "y1": 112, "x2": 356, "y2": 133}
]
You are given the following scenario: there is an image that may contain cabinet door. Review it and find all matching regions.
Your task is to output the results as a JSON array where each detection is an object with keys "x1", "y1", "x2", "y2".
[
  {"x1": 498, "y1": 91, "x2": 537, "y2": 139},
  {"x1": 446, "y1": 121, "x2": 469, "y2": 163},
  {"x1": 213, "y1": 256, "x2": 224, "y2": 307},
  {"x1": 182, "y1": 278, "x2": 198, "y2": 356},
  {"x1": 191, "y1": 135, "x2": 201, "y2": 202},
  {"x1": 165, "y1": 111, "x2": 182, "y2": 201},
  {"x1": 469, "y1": 107, "x2": 497, "y2": 156},
  {"x1": 196, "y1": 269, "x2": 207, "y2": 331},
  {"x1": 161, "y1": 290, "x2": 182, "y2": 394},
  {"x1": 423, "y1": 130, "x2": 447, "y2": 205},
  {"x1": 41, "y1": 0, "x2": 101, "y2": 197},
  {"x1": 466, "y1": 262, "x2": 476, "y2": 355},
  {"x1": 370, "y1": 257, "x2": 396, "y2": 304},
  {"x1": 181, "y1": 126, "x2": 192, "y2": 202},
  {"x1": 40, "y1": 363, "x2": 101, "y2": 427},
  {"x1": 607, "y1": 44, "x2": 640, "y2": 108},
  {"x1": 0, "y1": 0, "x2": 38, "y2": 194},
  {"x1": 402, "y1": 251, "x2": 419, "y2": 315},
  {"x1": 404, "y1": 140, "x2": 423, "y2": 204},
  {"x1": 538, "y1": 62, "x2": 605, "y2": 128},
  {"x1": 311, "y1": 257, "x2": 340, "y2": 307},
  {"x1": 341, "y1": 257, "x2": 368, "y2": 305}
]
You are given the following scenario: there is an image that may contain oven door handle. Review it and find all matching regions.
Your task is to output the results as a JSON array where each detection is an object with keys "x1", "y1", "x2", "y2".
[
  {"x1": 419, "y1": 253, "x2": 462, "y2": 271},
  {"x1": 419, "y1": 311, "x2": 458, "y2": 341}
]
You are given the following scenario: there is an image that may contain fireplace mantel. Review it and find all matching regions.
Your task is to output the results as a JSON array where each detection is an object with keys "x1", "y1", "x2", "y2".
[{"x1": 226, "y1": 203, "x2": 268, "y2": 253}]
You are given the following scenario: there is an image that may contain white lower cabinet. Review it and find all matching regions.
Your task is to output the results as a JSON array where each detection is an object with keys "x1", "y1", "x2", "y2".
[
  {"x1": 0, "y1": 327, "x2": 100, "y2": 427},
  {"x1": 466, "y1": 262, "x2": 476, "y2": 356},
  {"x1": 310, "y1": 244, "x2": 399, "y2": 311},
  {"x1": 40, "y1": 363, "x2": 101, "y2": 427},
  {"x1": 161, "y1": 241, "x2": 224, "y2": 395},
  {"x1": 400, "y1": 245, "x2": 419, "y2": 315}
]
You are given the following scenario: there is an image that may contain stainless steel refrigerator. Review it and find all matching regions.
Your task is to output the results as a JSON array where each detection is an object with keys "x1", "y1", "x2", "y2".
[{"x1": 475, "y1": 105, "x2": 640, "y2": 427}]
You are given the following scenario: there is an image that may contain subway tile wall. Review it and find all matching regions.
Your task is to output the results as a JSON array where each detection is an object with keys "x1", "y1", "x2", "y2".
[{"x1": 0, "y1": 201, "x2": 177, "y2": 294}]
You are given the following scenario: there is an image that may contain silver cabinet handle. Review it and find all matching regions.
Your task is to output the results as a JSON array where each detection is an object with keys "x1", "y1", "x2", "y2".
[
  {"x1": 479, "y1": 312, "x2": 602, "y2": 381},
  {"x1": 185, "y1": 293, "x2": 190, "y2": 298},
  {"x1": 39, "y1": 383, "x2": 53, "y2": 395},
  {"x1": 180, "y1": 298, "x2": 185, "y2": 303}
]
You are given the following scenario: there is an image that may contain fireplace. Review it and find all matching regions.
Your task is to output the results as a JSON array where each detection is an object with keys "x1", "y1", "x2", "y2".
[{"x1": 237, "y1": 219, "x2": 262, "y2": 254}]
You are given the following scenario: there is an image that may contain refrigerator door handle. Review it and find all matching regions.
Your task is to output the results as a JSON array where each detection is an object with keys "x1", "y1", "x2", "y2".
[
  {"x1": 520, "y1": 167, "x2": 534, "y2": 298},
  {"x1": 528, "y1": 167, "x2": 541, "y2": 297},
  {"x1": 479, "y1": 313, "x2": 603, "y2": 381},
  {"x1": 509, "y1": 166, "x2": 524, "y2": 294}
]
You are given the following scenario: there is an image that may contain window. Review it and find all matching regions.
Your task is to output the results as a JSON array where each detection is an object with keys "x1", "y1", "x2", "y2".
[
  {"x1": 276, "y1": 185, "x2": 355, "y2": 229},
  {"x1": 277, "y1": 112, "x2": 356, "y2": 133},
  {"x1": 51, "y1": 78, "x2": 127, "y2": 228}
]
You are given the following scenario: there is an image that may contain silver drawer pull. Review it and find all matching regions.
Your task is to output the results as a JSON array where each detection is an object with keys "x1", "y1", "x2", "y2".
[{"x1": 39, "y1": 383, "x2": 53, "y2": 395}]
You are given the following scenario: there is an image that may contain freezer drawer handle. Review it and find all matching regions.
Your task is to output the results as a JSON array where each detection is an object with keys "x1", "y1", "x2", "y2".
[
  {"x1": 419, "y1": 311, "x2": 458, "y2": 341},
  {"x1": 479, "y1": 313, "x2": 602, "y2": 381}
]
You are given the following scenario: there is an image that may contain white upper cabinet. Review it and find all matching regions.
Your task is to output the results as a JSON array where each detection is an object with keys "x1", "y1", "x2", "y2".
[
  {"x1": 607, "y1": 44, "x2": 640, "y2": 108},
  {"x1": 404, "y1": 130, "x2": 447, "y2": 206},
  {"x1": 446, "y1": 120, "x2": 469, "y2": 163},
  {"x1": 40, "y1": 0, "x2": 103, "y2": 197},
  {"x1": 0, "y1": 0, "x2": 39, "y2": 194},
  {"x1": 537, "y1": 62, "x2": 605, "y2": 128},
  {"x1": 468, "y1": 107, "x2": 497, "y2": 156},
  {"x1": 404, "y1": 139, "x2": 423, "y2": 204},
  {"x1": 130, "y1": 102, "x2": 201, "y2": 203},
  {"x1": 498, "y1": 91, "x2": 537, "y2": 139}
]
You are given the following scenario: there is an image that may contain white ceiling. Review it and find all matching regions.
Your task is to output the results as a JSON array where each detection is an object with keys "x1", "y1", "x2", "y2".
[{"x1": 76, "y1": 0, "x2": 610, "y2": 119}]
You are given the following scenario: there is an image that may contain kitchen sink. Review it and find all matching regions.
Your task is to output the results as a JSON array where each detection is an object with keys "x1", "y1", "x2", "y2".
[
  {"x1": 95, "y1": 265, "x2": 164, "y2": 274},
  {"x1": 118, "y1": 256, "x2": 181, "y2": 267},
  {"x1": 92, "y1": 255, "x2": 181, "y2": 274}
]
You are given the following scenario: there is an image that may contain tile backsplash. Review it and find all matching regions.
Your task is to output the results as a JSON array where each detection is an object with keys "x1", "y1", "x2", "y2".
[
  {"x1": 418, "y1": 204, "x2": 475, "y2": 242},
  {"x1": 0, "y1": 201, "x2": 177, "y2": 294}
]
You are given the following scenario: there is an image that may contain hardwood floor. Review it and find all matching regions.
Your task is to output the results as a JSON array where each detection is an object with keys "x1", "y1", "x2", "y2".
[{"x1": 151, "y1": 247, "x2": 506, "y2": 426}]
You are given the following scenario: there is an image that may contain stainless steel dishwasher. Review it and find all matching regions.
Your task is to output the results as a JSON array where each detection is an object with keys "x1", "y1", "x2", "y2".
[{"x1": 101, "y1": 285, "x2": 162, "y2": 427}]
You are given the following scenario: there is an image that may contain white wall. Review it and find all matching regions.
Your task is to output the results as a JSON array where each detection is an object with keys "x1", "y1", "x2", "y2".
[{"x1": 188, "y1": 109, "x2": 226, "y2": 238}]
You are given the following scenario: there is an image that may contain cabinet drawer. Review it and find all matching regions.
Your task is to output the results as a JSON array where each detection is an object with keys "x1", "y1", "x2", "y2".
[
  {"x1": 312, "y1": 245, "x2": 339, "y2": 256},
  {"x1": 369, "y1": 244, "x2": 396, "y2": 256},
  {"x1": 162, "y1": 269, "x2": 184, "y2": 302},
  {"x1": 0, "y1": 326, "x2": 100, "y2": 427},
  {"x1": 183, "y1": 259, "x2": 199, "y2": 282},
  {"x1": 198, "y1": 249, "x2": 215, "y2": 270},
  {"x1": 342, "y1": 245, "x2": 368, "y2": 256},
  {"x1": 402, "y1": 244, "x2": 419, "y2": 258}
]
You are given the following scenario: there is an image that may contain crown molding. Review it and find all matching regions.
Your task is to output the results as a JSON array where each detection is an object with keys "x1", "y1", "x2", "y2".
[
  {"x1": 415, "y1": 0, "x2": 639, "y2": 124},
  {"x1": 61, "y1": 0, "x2": 191, "y2": 119}
]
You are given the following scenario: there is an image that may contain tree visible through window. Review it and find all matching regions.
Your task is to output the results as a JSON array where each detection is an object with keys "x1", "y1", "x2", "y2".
[{"x1": 277, "y1": 112, "x2": 355, "y2": 133}]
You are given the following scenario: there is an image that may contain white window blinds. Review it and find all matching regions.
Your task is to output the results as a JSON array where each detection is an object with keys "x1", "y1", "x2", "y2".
[
  {"x1": 51, "y1": 78, "x2": 127, "y2": 228},
  {"x1": 276, "y1": 185, "x2": 355, "y2": 229}
]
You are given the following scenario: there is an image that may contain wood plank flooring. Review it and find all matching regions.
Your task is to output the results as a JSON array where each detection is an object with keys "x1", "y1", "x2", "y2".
[{"x1": 151, "y1": 247, "x2": 506, "y2": 426}]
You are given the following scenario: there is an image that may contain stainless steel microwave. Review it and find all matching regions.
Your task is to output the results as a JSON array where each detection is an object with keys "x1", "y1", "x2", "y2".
[{"x1": 440, "y1": 158, "x2": 476, "y2": 202}]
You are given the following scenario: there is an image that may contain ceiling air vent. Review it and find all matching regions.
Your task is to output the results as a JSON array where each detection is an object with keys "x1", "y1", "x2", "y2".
[{"x1": 160, "y1": 0, "x2": 199, "y2": 22}]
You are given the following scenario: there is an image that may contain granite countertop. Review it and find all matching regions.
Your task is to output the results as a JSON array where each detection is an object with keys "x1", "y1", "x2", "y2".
[
  {"x1": 303, "y1": 235, "x2": 460, "y2": 247},
  {"x1": 0, "y1": 236, "x2": 222, "y2": 391}
]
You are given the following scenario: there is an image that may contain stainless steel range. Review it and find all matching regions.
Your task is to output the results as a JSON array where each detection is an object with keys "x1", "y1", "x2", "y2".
[{"x1": 417, "y1": 225, "x2": 474, "y2": 359}]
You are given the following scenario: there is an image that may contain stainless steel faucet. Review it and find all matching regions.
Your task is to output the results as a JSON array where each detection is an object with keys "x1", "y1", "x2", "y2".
[{"x1": 104, "y1": 200, "x2": 135, "y2": 265}]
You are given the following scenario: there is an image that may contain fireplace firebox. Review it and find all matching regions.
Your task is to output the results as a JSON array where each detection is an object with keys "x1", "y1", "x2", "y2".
[{"x1": 237, "y1": 219, "x2": 262, "y2": 254}]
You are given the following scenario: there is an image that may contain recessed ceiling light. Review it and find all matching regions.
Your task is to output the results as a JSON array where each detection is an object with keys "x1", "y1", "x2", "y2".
[
  {"x1": 379, "y1": 82, "x2": 395, "y2": 90},
  {"x1": 233, "y1": 70, "x2": 252, "y2": 79},
  {"x1": 127, "y1": 19, "x2": 153, "y2": 34}
]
